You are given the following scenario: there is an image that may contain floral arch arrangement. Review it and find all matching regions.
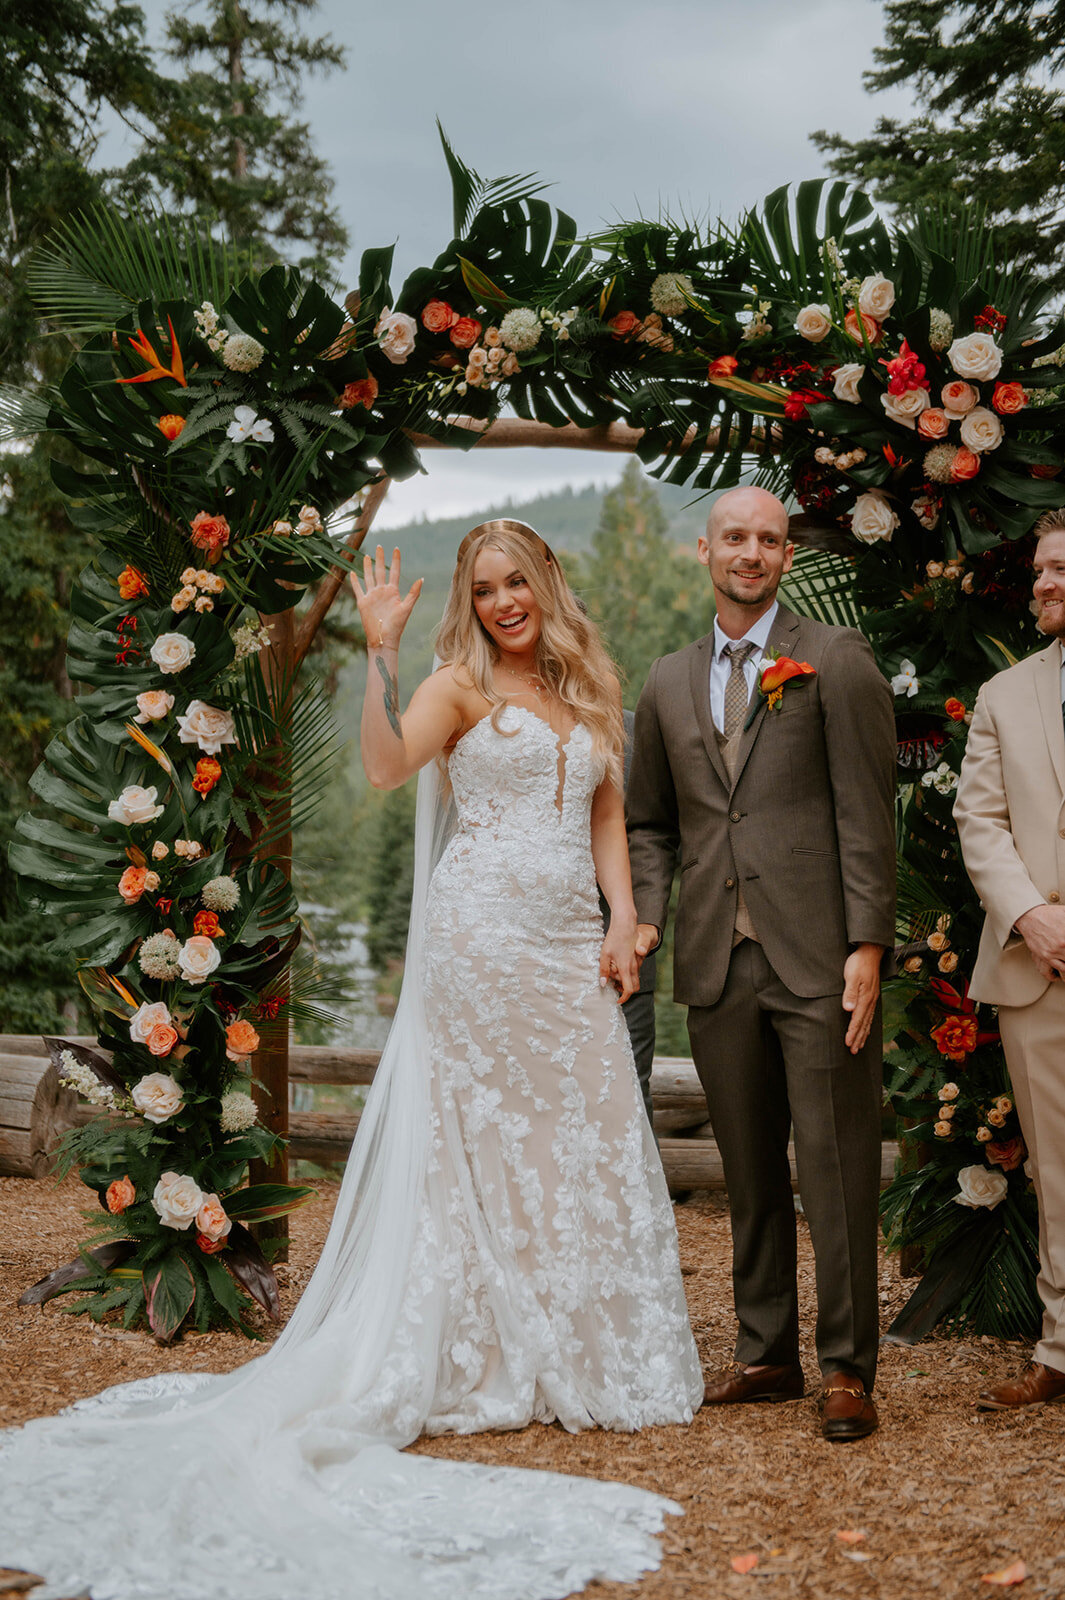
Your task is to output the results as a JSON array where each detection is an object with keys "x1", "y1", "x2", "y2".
[{"x1": 6, "y1": 149, "x2": 1059, "y2": 1341}]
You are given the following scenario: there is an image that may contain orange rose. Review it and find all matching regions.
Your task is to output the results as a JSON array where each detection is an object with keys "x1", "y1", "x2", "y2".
[
  {"x1": 193, "y1": 910, "x2": 223, "y2": 939},
  {"x1": 225, "y1": 1019, "x2": 261, "y2": 1060},
  {"x1": 189, "y1": 511, "x2": 231, "y2": 560},
  {"x1": 708, "y1": 354, "x2": 739, "y2": 379},
  {"x1": 158, "y1": 414, "x2": 186, "y2": 440},
  {"x1": 917, "y1": 407, "x2": 949, "y2": 440},
  {"x1": 147, "y1": 1023, "x2": 179, "y2": 1057},
  {"x1": 944, "y1": 697, "x2": 967, "y2": 721},
  {"x1": 337, "y1": 376, "x2": 378, "y2": 410},
  {"x1": 192, "y1": 757, "x2": 222, "y2": 796},
  {"x1": 951, "y1": 446, "x2": 980, "y2": 481},
  {"x1": 118, "y1": 865, "x2": 148, "y2": 903},
  {"x1": 421, "y1": 299, "x2": 458, "y2": 333},
  {"x1": 931, "y1": 1015, "x2": 979, "y2": 1062},
  {"x1": 196, "y1": 1231, "x2": 227, "y2": 1254},
  {"x1": 106, "y1": 1176, "x2": 136, "y2": 1214},
  {"x1": 844, "y1": 309, "x2": 881, "y2": 346},
  {"x1": 449, "y1": 317, "x2": 482, "y2": 349},
  {"x1": 609, "y1": 311, "x2": 641, "y2": 339},
  {"x1": 117, "y1": 565, "x2": 150, "y2": 601},
  {"x1": 991, "y1": 382, "x2": 1027, "y2": 415}
]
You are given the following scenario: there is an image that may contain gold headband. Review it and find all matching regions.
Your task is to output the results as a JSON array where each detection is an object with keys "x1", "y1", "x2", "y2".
[{"x1": 455, "y1": 519, "x2": 554, "y2": 564}]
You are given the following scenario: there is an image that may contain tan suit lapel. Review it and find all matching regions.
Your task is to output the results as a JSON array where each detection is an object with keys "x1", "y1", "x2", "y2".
[
  {"x1": 688, "y1": 634, "x2": 730, "y2": 791},
  {"x1": 730, "y1": 607, "x2": 803, "y2": 793},
  {"x1": 1034, "y1": 640, "x2": 1065, "y2": 796}
]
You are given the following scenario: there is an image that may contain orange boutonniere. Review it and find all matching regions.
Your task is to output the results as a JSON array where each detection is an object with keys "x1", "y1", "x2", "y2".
[{"x1": 745, "y1": 652, "x2": 816, "y2": 728}]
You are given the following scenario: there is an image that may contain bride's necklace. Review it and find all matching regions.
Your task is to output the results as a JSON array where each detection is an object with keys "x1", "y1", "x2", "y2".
[{"x1": 497, "y1": 665, "x2": 548, "y2": 700}]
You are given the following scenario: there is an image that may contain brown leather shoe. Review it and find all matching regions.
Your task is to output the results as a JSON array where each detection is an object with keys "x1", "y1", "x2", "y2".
[
  {"x1": 820, "y1": 1372, "x2": 878, "y2": 1441},
  {"x1": 702, "y1": 1362, "x2": 805, "y2": 1406},
  {"x1": 977, "y1": 1360, "x2": 1065, "y2": 1410}
]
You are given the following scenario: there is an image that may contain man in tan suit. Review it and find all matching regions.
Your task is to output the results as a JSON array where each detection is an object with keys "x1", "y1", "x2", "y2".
[
  {"x1": 627, "y1": 486, "x2": 896, "y2": 1440},
  {"x1": 955, "y1": 510, "x2": 1065, "y2": 1409}
]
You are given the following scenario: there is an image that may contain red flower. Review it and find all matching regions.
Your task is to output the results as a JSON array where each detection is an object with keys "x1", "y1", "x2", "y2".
[
  {"x1": 1032, "y1": 462, "x2": 1062, "y2": 479},
  {"x1": 192, "y1": 757, "x2": 222, "y2": 796},
  {"x1": 986, "y1": 1136, "x2": 1026, "y2": 1172},
  {"x1": 158, "y1": 414, "x2": 185, "y2": 440},
  {"x1": 783, "y1": 389, "x2": 823, "y2": 421},
  {"x1": 155, "y1": 897, "x2": 174, "y2": 915},
  {"x1": 974, "y1": 304, "x2": 1007, "y2": 336},
  {"x1": 196, "y1": 1232, "x2": 227, "y2": 1255},
  {"x1": 931, "y1": 1015, "x2": 979, "y2": 1062},
  {"x1": 881, "y1": 339, "x2": 929, "y2": 395},
  {"x1": 608, "y1": 311, "x2": 641, "y2": 339},
  {"x1": 708, "y1": 354, "x2": 739, "y2": 379},
  {"x1": 944, "y1": 697, "x2": 967, "y2": 721},
  {"x1": 337, "y1": 376, "x2": 378, "y2": 410},
  {"x1": 449, "y1": 317, "x2": 482, "y2": 349},
  {"x1": 193, "y1": 910, "x2": 223, "y2": 939},
  {"x1": 421, "y1": 300, "x2": 458, "y2": 333},
  {"x1": 117, "y1": 565, "x2": 150, "y2": 602}
]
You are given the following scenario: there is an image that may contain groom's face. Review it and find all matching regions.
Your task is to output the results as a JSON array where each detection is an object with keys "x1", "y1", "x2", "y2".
[{"x1": 698, "y1": 490, "x2": 793, "y2": 613}]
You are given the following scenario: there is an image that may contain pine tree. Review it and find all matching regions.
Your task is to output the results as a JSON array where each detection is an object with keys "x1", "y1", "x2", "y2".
[{"x1": 812, "y1": 1, "x2": 1065, "y2": 293}]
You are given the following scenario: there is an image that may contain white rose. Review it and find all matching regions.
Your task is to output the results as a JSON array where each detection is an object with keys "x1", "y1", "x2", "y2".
[
  {"x1": 954, "y1": 1164, "x2": 1009, "y2": 1211},
  {"x1": 375, "y1": 308, "x2": 417, "y2": 365},
  {"x1": 129, "y1": 1000, "x2": 173, "y2": 1044},
  {"x1": 959, "y1": 406, "x2": 1005, "y2": 454},
  {"x1": 851, "y1": 491, "x2": 900, "y2": 545},
  {"x1": 176, "y1": 700, "x2": 238, "y2": 756},
  {"x1": 881, "y1": 388, "x2": 930, "y2": 429},
  {"x1": 150, "y1": 633, "x2": 196, "y2": 675},
  {"x1": 108, "y1": 784, "x2": 164, "y2": 826},
  {"x1": 132, "y1": 1072, "x2": 185, "y2": 1124},
  {"x1": 177, "y1": 935, "x2": 222, "y2": 985},
  {"x1": 948, "y1": 332, "x2": 1003, "y2": 383},
  {"x1": 795, "y1": 304, "x2": 832, "y2": 343},
  {"x1": 912, "y1": 495, "x2": 940, "y2": 530},
  {"x1": 858, "y1": 274, "x2": 896, "y2": 321},
  {"x1": 152, "y1": 1171, "x2": 205, "y2": 1231},
  {"x1": 832, "y1": 363, "x2": 865, "y2": 405}
]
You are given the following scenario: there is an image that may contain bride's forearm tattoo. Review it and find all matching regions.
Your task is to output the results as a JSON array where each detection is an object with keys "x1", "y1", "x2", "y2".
[{"x1": 375, "y1": 654, "x2": 401, "y2": 738}]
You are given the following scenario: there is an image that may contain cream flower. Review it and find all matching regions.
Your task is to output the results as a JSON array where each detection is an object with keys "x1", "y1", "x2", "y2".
[
  {"x1": 219, "y1": 1090, "x2": 258, "y2": 1133},
  {"x1": 176, "y1": 700, "x2": 238, "y2": 756},
  {"x1": 948, "y1": 332, "x2": 1003, "y2": 383},
  {"x1": 928, "y1": 308, "x2": 953, "y2": 352},
  {"x1": 882, "y1": 387, "x2": 930, "y2": 429},
  {"x1": 226, "y1": 405, "x2": 274, "y2": 444},
  {"x1": 132, "y1": 1072, "x2": 184, "y2": 1124},
  {"x1": 857, "y1": 274, "x2": 896, "y2": 321},
  {"x1": 954, "y1": 1164, "x2": 1008, "y2": 1209},
  {"x1": 851, "y1": 491, "x2": 900, "y2": 545},
  {"x1": 934, "y1": 1120, "x2": 954, "y2": 1139},
  {"x1": 832, "y1": 363, "x2": 865, "y2": 405},
  {"x1": 129, "y1": 1000, "x2": 174, "y2": 1044},
  {"x1": 939, "y1": 1082, "x2": 960, "y2": 1101},
  {"x1": 152, "y1": 1171, "x2": 205, "y2": 1231},
  {"x1": 201, "y1": 875, "x2": 241, "y2": 912},
  {"x1": 222, "y1": 333, "x2": 265, "y2": 373},
  {"x1": 171, "y1": 586, "x2": 196, "y2": 614},
  {"x1": 375, "y1": 308, "x2": 417, "y2": 364},
  {"x1": 941, "y1": 379, "x2": 978, "y2": 416},
  {"x1": 138, "y1": 932, "x2": 182, "y2": 981},
  {"x1": 177, "y1": 935, "x2": 222, "y2": 985},
  {"x1": 959, "y1": 406, "x2": 1005, "y2": 454},
  {"x1": 795, "y1": 304, "x2": 832, "y2": 342},
  {"x1": 149, "y1": 633, "x2": 196, "y2": 675},
  {"x1": 891, "y1": 659, "x2": 919, "y2": 698},
  {"x1": 499, "y1": 308, "x2": 542, "y2": 352},
  {"x1": 108, "y1": 784, "x2": 164, "y2": 826},
  {"x1": 649, "y1": 272, "x2": 694, "y2": 317}
]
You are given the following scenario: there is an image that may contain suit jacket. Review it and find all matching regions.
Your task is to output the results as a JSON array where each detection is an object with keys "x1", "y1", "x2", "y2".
[
  {"x1": 954, "y1": 640, "x2": 1065, "y2": 1008},
  {"x1": 626, "y1": 604, "x2": 896, "y2": 1007}
]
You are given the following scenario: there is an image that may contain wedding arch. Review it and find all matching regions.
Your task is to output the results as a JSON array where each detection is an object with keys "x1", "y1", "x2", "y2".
[{"x1": 6, "y1": 141, "x2": 1060, "y2": 1341}]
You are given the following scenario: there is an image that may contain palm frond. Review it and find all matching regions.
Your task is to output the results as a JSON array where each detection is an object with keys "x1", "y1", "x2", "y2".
[
  {"x1": 735, "y1": 180, "x2": 891, "y2": 303},
  {"x1": 436, "y1": 122, "x2": 549, "y2": 239},
  {"x1": 0, "y1": 385, "x2": 51, "y2": 445},
  {"x1": 779, "y1": 547, "x2": 861, "y2": 628}
]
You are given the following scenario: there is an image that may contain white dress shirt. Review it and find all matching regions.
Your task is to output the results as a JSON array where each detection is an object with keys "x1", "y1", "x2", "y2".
[{"x1": 709, "y1": 602, "x2": 779, "y2": 734}]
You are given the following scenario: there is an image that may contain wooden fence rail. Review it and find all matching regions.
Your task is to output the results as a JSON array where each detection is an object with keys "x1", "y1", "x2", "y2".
[{"x1": 0, "y1": 1037, "x2": 898, "y2": 1194}]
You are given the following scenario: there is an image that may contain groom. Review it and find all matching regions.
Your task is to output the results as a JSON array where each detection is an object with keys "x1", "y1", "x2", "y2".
[{"x1": 626, "y1": 486, "x2": 896, "y2": 1440}]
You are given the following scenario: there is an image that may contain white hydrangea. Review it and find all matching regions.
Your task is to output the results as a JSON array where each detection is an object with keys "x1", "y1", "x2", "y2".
[
  {"x1": 202, "y1": 875, "x2": 241, "y2": 912},
  {"x1": 138, "y1": 932, "x2": 183, "y2": 981},
  {"x1": 222, "y1": 333, "x2": 266, "y2": 373},
  {"x1": 219, "y1": 1090, "x2": 259, "y2": 1133},
  {"x1": 928, "y1": 307, "x2": 953, "y2": 353},
  {"x1": 649, "y1": 272, "x2": 694, "y2": 317},
  {"x1": 499, "y1": 308, "x2": 542, "y2": 353},
  {"x1": 58, "y1": 1049, "x2": 115, "y2": 1107}
]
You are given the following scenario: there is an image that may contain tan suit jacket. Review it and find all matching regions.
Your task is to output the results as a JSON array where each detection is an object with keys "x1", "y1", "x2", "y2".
[
  {"x1": 954, "y1": 640, "x2": 1065, "y2": 1007},
  {"x1": 627, "y1": 605, "x2": 897, "y2": 1006}
]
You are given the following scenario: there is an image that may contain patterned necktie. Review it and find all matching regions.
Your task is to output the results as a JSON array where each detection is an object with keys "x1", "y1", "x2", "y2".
[{"x1": 723, "y1": 641, "x2": 756, "y2": 738}]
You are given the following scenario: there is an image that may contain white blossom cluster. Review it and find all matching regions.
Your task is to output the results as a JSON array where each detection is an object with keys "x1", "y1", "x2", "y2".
[
  {"x1": 58, "y1": 1050, "x2": 116, "y2": 1108},
  {"x1": 194, "y1": 302, "x2": 229, "y2": 354},
  {"x1": 219, "y1": 1090, "x2": 259, "y2": 1133},
  {"x1": 741, "y1": 299, "x2": 772, "y2": 341},
  {"x1": 202, "y1": 875, "x2": 241, "y2": 912},
  {"x1": 921, "y1": 761, "x2": 959, "y2": 795},
  {"x1": 222, "y1": 333, "x2": 266, "y2": 373},
  {"x1": 928, "y1": 307, "x2": 954, "y2": 352},
  {"x1": 499, "y1": 308, "x2": 542, "y2": 352},
  {"x1": 539, "y1": 306, "x2": 578, "y2": 341},
  {"x1": 649, "y1": 272, "x2": 694, "y2": 317},
  {"x1": 138, "y1": 931, "x2": 183, "y2": 981},
  {"x1": 231, "y1": 621, "x2": 273, "y2": 662}
]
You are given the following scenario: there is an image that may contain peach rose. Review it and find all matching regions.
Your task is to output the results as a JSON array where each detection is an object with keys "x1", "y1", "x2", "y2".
[
  {"x1": 609, "y1": 311, "x2": 641, "y2": 339},
  {"x1": 941, "y1": 380, "x2": 978, "y2": 416},
  {"x1": 195, "y1": 1193, "x2": 232, "y2": 1244},
  {"x1": 225, "y1": 1019, "x2": 261, "y2": 1061},
  {"x1": 106, "y1": 1176, "x2": 136, "y2": 1214},
  {"x1": 844, "y1": 309, "x2": 881, "y2": 346},
  {"x1": 134, "y1": 690, "x2": 174, "y2": 724},
  {"x1": 951, "y1": 446, "x2": 981, "y2": 481},
  {"x1": 337, "y1": 376, "x2": 378, "y2": 410},
  {"x1": 992, "y1": 381, "x2": 1027, "y2": 415},
  {"x1": 146, "y1": 1024, "x2": 179, "y2": 1057},
  {"x1": 421, "y1": 299, "x2": 458, "y2": 333},
  {"x1": 118, "y1": 866, "x2": 148, "y2": 903},
  {"x1": 917, "y1": 408, "x2": 949, "y2": 440},
  {"x1": 449, "y1": 317, "x2": 482, "y2": 349},
  {"x1": 189, "y1": 511, "x2": 231, "y2": 558}
]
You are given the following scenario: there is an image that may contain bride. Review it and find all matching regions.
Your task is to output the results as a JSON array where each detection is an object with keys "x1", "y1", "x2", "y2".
[{"x1": 0, "y1": 519, "x2": 703, "y2": 1600}]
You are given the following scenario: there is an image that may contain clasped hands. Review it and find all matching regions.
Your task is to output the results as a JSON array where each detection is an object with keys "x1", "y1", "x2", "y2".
[{"x1": 1016, "y1": 904, "x2": 1065, "y2": 982}]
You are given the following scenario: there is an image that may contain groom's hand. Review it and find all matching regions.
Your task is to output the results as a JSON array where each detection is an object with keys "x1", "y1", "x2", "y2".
[
  {"x1": 842, "y1": 943, "x2": 883, "y2": 1054},
  {"x1": 635, "y1": 924, "x2": 661, "y2": 964}
]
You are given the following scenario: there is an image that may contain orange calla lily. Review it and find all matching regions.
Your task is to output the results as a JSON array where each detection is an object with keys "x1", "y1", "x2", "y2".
[
  {"x1": 760, "y1": 655, "x2": 815, "y2": 694},
  {"x1": 116, "y1": 317, "x2": 187, "y2": 387}
]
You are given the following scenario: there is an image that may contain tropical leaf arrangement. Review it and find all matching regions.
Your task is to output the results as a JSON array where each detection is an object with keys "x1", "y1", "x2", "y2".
[{"x1": 11, "y1": 138, "x2": 1062, "y2": 1340}]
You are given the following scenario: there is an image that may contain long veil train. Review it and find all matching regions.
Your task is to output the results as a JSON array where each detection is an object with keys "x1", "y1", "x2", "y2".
[{"x1": 0, "y1": 758, "x2": 686, "y2": 1600}]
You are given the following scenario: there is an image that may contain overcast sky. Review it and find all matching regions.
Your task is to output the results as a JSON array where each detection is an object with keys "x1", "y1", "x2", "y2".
[{"x1": 121, "y1": 0, "x2": 916, "y2": 526}]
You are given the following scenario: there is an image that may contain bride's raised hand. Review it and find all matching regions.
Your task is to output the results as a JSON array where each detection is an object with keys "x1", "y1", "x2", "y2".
[{"x1": 350, "y1": 545, "x2": 423, "y2": 649}]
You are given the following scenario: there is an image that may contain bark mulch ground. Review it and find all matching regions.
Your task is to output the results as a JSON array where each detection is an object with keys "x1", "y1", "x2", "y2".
[{"x1": 1, "y1": 1173, "x2": 1063, "y2": 1600}]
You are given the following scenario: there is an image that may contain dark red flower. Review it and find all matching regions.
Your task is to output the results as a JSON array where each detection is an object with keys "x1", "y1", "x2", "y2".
[{"x1": 974, "y1": 305, "x2": 1007, "y2": 336}]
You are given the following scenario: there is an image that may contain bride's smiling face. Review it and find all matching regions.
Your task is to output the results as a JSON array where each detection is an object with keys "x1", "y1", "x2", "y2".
[{"x1": 471, "y1": 545, "x2": 543, "y2": 654}]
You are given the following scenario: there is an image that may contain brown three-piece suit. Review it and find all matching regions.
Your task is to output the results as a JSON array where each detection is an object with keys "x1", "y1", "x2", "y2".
[{"x1": 627, "y1": 603, "x2": 896, "y2": 1388}]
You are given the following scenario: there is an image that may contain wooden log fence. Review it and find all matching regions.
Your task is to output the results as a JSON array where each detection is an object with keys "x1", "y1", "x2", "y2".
[{"x1": 0, "y1": 1037, "x2": 898, "y2": 1195}]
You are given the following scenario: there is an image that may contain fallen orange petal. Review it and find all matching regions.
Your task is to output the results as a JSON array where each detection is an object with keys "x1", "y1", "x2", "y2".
[
  {"x1": 835, "y1": 1530, "x2": 867, "y2": 1544},
  {"x1": 731, "y1": 1553, "x2": 759, "y2": 1575},
  {"x1": 982, "y1": 1560, "x2": 1028, "y2": 1587}
]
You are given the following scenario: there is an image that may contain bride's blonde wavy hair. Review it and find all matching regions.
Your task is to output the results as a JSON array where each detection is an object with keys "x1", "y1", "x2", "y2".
[{"x1": 435, "y1": 519, "x2": 624, "y2": 786}]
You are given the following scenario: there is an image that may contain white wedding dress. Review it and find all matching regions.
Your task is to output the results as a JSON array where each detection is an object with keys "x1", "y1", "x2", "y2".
[{"x1": 0, "y1": 704, "x2": 702, "y2": 1600}]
